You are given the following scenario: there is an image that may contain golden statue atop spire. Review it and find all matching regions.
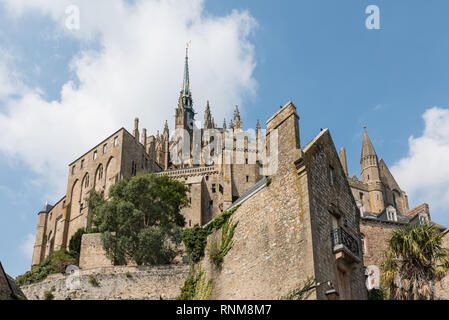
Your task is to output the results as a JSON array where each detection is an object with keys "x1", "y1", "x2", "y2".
[{"x1": 186, "y1": 40, "x2": 191, "y2": 51}]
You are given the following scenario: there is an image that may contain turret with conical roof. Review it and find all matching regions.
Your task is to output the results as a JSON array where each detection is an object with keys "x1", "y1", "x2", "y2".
[
  {"x1": 360, "y1": 127, "x2": 381, "y2": 184},
  {"x1": 360, "y1": 127, "x2": 385, "y2": 213}
]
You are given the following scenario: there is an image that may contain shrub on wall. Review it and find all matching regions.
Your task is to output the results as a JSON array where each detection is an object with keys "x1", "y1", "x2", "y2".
[
  {"x1": 182, "y1": 206, "x2": 240, "y2": 264},
  {"x1": 16, "y1": 250, "x2": 75, "y2": 286}
]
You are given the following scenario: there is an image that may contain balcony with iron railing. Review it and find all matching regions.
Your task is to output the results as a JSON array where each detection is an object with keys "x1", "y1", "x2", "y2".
[{"x1": 331, "y1": 227, "x2": 361, "y2": 267}]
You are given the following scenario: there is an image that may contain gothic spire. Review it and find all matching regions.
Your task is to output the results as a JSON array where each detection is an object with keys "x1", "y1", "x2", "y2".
[
  {"x1": 182, "y1": 42, "x2": 191, "y2": 97},
  {"x1": 234, "y1": 105, "x2": 242, "y2": 129},
  {"x1": 256, "y1": 119, "x2": 261, "y2": 137},
  {"x1": 223, "y1": 118, "x2": 227, "y2": 130},
  {"x1": 361, "y1": 127, "x2": 377, "y2": 161},
  {"x1": 204, "y1": 101, "x2": 212, "y2": 129},
  {"x1": 163, "y1": 120, "x2": 169, "y2": 137},
  {"x1": 179, "y1": 41, "x2": 195, "y2": 119}
]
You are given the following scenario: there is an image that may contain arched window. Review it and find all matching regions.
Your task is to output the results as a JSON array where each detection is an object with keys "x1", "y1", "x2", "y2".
[
  {"x1": 84, "y1": 174, "x2": 90, "y2": 188},
  {"x1": 97, "y1": 165, "x2": 104, "y2": 181}
]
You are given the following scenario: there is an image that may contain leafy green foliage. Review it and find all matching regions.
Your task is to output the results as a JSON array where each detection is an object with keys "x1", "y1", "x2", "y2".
[
  {"x1": 194, "y1": 269, "x2": 213, "y2": 300},
  {"x1": 210, "y1": 218, "x2": 239, "y2": 268},
  {"x1": 177, "y1": 265, "x2": 213, "y2": 300},
  {"x1": 87, "y1": 189, "x2": 105, "y2": 232},
  {"x1": 280, "y1": 277, "x2": 316, "y2": 300},
  {"x1": 68, "y1": 228, "x2": 86, "y2": 257},
  {"x1": 177, "y1": 266, "x2": 197, "y2": 300},
  {"x1": 182, "y1": 206, "x2": 240, "y2": 263},
  {"x1": 182, "y1": 226, "x2": 209, "y2": 264},
  {"x1": 91, "y1": 173, "x2": 189, "y2": 266},
  {"x1": 381, "y1": 222, "x2": 449, "y2": 300},
  {"x1": 16, "y1": 250, "x2": 76, "y2": 286}
]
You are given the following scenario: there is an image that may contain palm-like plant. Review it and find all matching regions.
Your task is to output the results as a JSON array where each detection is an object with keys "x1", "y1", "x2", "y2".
[{"x1": 381, "y1": 222, "x2": 449, "y2": 300}]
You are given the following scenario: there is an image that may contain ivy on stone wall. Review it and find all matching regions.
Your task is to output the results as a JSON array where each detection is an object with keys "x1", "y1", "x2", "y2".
[
  {"x1": 177, "y1": 264, "x2": 212, "y2": 300},
  {"x1": 182, "y1": 205, "x2": 240, "y2": 264},
  {"x1": 209, "y1": 218, "x2": 239, "y2": 268}
]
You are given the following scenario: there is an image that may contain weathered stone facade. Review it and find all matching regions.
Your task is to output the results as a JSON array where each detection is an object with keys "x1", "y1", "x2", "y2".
[
  {"x1": 79, "y1": 233, "x2": 113, "y2": 269},
  {"x1": 31, "y1": 49, "x2": 263, "y2": 268},
  {"x1": 198, "y1": 103, "x2": 366, "y2": 300},
  {"x1": 20, "y1": 265, "x2": 190, "y2": 300},
  {"x1": 0, "y1": 261, "x2": 26, "y2": 300},
  {"x1": 26, "y1": 49, "x2": 446, "y2": 300}
]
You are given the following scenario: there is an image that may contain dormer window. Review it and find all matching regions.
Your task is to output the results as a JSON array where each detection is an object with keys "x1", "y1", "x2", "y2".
[
  {"x1": 419, "y1": 214, "x2": 429, "y2": 224},
  {"x1": 386, "y1": 206, "x2": 397, "y2": 222}
]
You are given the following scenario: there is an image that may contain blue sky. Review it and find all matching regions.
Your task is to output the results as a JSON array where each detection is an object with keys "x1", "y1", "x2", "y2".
[{"x1": 1, "y1": 0, "x2": 449, "y2": 277}]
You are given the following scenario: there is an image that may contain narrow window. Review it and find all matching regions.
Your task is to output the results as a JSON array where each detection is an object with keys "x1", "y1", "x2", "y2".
[
  {"x1": 246, "y1": 176, "x2": 249, "y2": 183},
  {"x1": 189, "y1": 220, "x2": 192, "y2": 227},
  {"x1": 103, "y1": 144, "x2": 107, "y2": 154},
  {"x1": 212, "y1": 184, "x2": 216, "y2": 193},
  {"x1": 81, "y1": 159, "x2": 85, "y2": 169},
  {"x1": 93, "y1": 151, "x2": 97, "y2": 160},
  {"x1": 205, "y1": 176, "x2": 209, "y2": 181},
  {"x1": 72, "y1": 165, "x2": 76, "y2": 175},
  {"x1": 114, "y1": 136, "x2": 119, "y2": 147},
  {"x1": 329, "y1": 165, "x2": 335, "y2": 186},
  {"x1": 219, "y1": 184, "x2": 223, "y2": 194},
  {"x1": 245, "y1": 158, "x2": 248, "y2": 164},
  {"x1": 361, "y1": 234, "x2": 367, "y2": 255}
]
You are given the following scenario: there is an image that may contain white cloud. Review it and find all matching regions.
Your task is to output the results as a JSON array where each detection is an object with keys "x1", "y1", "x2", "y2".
[
  {"x1": 19, "y1": 233, "x2": 35, "y2": 259},
  {"x1": 0, "y1": 0, "x2": 257, "y2": 199},
  {"x1": 391, "y1": 107, "x2": 449, "y2": 222}
]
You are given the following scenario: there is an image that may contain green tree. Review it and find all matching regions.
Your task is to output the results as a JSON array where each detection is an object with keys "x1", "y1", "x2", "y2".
[
  {"x1": 381, "y1": 222, "x2": 449, "y2": 300},
  {"x1": 86, "y1": 189, "x2": 105, "y2": 232},
  {"x1": 68, "y1": 228, "x2": 86, "y2": 257},
  {"x1": 92, "y1": 173, "x2": 189, "y2": 266}
]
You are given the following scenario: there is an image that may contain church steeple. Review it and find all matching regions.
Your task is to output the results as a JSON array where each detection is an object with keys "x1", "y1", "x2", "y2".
[
  {"x1": 180, "y1": 42, "x2": 194, "y2": 118},
  {"x1": 176, "y1": 43, "x2": 195, "y2": 131}
]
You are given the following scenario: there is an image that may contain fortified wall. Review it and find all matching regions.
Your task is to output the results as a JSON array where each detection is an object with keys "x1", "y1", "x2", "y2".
[
  {"x1": 20, "y1": 265, "x2": 190, "y2": 300},
  {"x1": 199, "y1": 102, "x2": 366, "y2": 300}
]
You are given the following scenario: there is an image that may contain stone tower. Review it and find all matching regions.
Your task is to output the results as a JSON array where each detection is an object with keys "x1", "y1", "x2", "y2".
[{"x1": 360, "y1": 127, "x2": 385, "y2": 213}]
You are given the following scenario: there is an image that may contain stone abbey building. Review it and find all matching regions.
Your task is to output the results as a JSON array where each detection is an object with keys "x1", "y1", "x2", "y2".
[{"x1": 30, "y1": 48, "x2": 446, "y2": 299}]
